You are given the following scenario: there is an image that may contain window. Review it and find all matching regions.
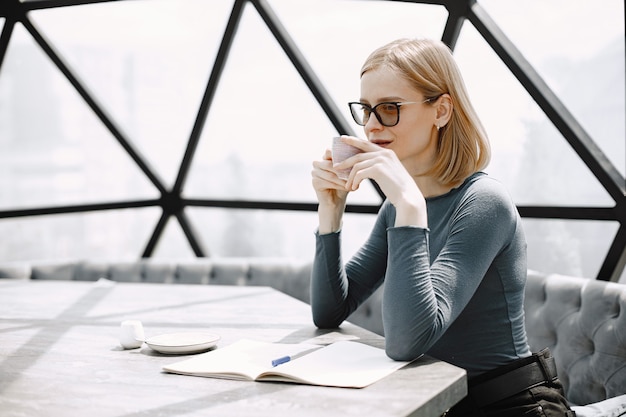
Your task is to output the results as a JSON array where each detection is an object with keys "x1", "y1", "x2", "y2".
[{"x1": 1, "y1": 0, "x2": 624, "y2": 281}]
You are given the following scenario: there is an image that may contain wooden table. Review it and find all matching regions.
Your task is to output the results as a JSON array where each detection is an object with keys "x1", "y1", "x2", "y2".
[{"x1": 0, "y1": 279, "x2": 466, "y2": 417}]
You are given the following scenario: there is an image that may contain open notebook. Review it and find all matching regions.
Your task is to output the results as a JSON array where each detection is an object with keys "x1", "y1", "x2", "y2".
[{"x1": 163, "y1": 338, "x2": 413, "y2": 388}]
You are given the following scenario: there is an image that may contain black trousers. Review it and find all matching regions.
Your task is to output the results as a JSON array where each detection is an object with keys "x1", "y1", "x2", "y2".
[{"x1": 444, "y1": 350, "x2": 576, "y2": 417}]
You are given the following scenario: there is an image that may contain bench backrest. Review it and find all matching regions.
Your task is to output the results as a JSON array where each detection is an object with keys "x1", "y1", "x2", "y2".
[
  {"x1": 524, "y1": 270, "x2": 626, "y2": 405},
  {"x1": 0, "y1": 258, "x2": 312, "y2": 303}
]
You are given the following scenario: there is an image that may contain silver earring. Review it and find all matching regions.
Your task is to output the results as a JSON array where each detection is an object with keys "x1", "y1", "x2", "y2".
[{"x1": 436, "y1": 124, "x2": 440, "y2": 131}]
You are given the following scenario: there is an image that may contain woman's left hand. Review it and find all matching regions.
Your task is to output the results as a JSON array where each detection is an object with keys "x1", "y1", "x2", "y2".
[{"x1": 334, "y1": 136, "x2": 428, "y2": 228}]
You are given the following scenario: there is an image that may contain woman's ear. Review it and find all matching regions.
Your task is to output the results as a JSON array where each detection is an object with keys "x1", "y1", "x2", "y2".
[{"x1": 435, "y1": 93, "x2": 453, "y2": 129}]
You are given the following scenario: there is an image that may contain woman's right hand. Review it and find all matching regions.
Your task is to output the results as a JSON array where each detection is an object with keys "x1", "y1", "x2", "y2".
[{"x1": 311, "y1": 149, "x2": 349, "y2": 233}]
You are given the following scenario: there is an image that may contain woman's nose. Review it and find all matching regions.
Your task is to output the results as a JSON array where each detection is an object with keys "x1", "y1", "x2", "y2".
[{"x1": 364, "y1": 113, "x2": 384, "y2": 131}]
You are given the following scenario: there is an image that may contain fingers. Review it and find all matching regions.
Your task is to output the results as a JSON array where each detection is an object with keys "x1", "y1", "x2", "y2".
[
  {"x1": 332, "y1": 147, "x2": 390, "y2": 179},
  {"x1": 311, "y1": 159, "x2": 347, "y2": 190},
  {"x1": 339, "y1": 135, "x2": 380, "y2": 152},
  {"x1": 342, "y1": 150, "x2": 400, "y2": 192},
  {"x1": 311, "y1": 159, "x2": 350, "y2": 209},
  {"x1": 344, "y1": 157, "x2": 380, "y2": 191},
  {"x1": 313, "y1": 138, "x2": 388, "y2": 194}
]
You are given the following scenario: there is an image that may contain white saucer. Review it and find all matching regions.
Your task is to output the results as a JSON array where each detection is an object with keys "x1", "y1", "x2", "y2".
[{"x1": 144, "y1": 332, "x2": 220, "y2": 354}]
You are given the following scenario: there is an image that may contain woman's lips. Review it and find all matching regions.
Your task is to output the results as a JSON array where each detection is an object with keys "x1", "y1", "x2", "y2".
[{"x1": 371, "y1": 139, "x2": 392, "y2": 147}]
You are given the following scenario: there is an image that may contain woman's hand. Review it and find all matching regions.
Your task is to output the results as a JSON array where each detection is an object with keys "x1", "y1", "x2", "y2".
[
  {"x1": 311, "y1": 148, "x2": 350, "y2": 234},
  {"x1": 333, "y1": 136, "x2": 428, "y2": 228}
]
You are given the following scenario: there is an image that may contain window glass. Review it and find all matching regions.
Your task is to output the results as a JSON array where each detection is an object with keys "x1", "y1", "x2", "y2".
[
  {"x1": 479, "y1": 0, "x2": 625, "y2": 178},
  {"x1": 184, "y1": 3, "x2": 340, "y2": 203},
  {"x1": 269, "y1": 0, "x2": 447, "y2": 134},
  {"x1": 0, "y1": 208, "x2": 160, "y2": 262},
  {"x1": 185, "y1": 1, "x2": 445, "y2": 205},
  {"x1": 340, "y1": 212, "x2": 378, "y2": 260},
  {"x1": 0, "y1": 1, "x2": 623, "y2": 281},
  {"x1": 29, "y1": 0, "x2": 233, "y2": 187},
  {"x1": 454, "y1": 22, "x2": 615, "y2": 207},
  {"x1": 0, "y1": 23, "x2": 158, "y2": 210},
  {"x1": 185, "y1": 207, "x2": 318, "y2": 258},
  {"x1": 150, "y1": 215, "x2": 197, "y2": 259},
  {"x1": 185, "y1": 207, "x2": 375, "y2": 260},
  {"x1": 522, "y1": 218, "x2": 621, "y2": 280}
]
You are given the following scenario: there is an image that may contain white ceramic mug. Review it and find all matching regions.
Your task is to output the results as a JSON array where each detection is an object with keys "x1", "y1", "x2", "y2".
[
  {"x1": 331, "y1": 136, "x2": 362, "y2": 180},
  {"x1": 119, "y1": 320, "x2": 145, "y2": 349}
]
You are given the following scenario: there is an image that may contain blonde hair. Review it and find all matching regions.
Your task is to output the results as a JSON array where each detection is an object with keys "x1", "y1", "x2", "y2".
[{"x1": 361, "y1": 38, "x2": 490, "y2": 188}]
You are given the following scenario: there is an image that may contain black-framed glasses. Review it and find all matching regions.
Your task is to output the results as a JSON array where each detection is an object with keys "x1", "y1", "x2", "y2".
[{"x1": 348, "y1": 98, "x2": 435, "y2": 127}]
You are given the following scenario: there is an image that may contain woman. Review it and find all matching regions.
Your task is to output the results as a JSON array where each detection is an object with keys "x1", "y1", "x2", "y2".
[{"x1": 310, "y1": 38, "x2": 575, "y2": 417}]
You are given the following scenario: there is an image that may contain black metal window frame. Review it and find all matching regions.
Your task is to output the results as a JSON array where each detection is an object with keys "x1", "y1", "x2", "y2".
[{"x1": 0, "y1": 0, "x2": 624, "y2": 281}]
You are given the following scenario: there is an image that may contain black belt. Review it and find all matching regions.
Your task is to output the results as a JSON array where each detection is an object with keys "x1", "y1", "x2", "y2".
[{"x1": 468, "y1": 351, "x2": 559, "y2": 408}]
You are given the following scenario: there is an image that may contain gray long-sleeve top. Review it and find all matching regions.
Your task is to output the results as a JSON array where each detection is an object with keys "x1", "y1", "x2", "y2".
[{"x1": 311, "y1": 172, "x2": 531, "y2": 377}]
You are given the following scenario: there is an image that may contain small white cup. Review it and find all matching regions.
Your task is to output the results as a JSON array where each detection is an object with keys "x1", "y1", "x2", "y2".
[
  {"x1": 332, "y1": 136, "x2": 362, "y2": 180},
  {"x1": 119, "y1": 320, "x2": 145, "y2": 349}
]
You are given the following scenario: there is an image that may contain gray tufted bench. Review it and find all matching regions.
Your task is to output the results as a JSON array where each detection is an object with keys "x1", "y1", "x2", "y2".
[
  {"x1": 1, "y1": 259, "x2": 625, "y2": 414},
  {"x1": 0, "y1": 257, "x2": 314, "y2": 303},
  {"x1": 523, "y1": 270, "x2": 626, "y2": 414}
]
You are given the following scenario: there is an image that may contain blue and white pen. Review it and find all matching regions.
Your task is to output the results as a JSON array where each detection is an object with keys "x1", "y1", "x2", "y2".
[{"x1": 271, "y1": 349, "x2": 317, "y2": 367}]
